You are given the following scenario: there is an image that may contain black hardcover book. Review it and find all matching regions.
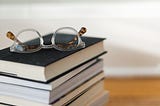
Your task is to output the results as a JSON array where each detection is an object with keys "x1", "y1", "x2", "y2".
[{"x1": 0, "y1": 34, "x2": 106, "y2": 82}]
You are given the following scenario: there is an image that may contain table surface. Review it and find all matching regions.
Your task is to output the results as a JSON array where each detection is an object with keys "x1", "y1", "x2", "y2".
[{"x1": 105, "y1": 77, "x2": 160, "y2": 106}]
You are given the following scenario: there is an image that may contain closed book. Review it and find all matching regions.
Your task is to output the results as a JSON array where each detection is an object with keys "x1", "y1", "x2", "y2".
[
  {"x1": 0, "y1": 72, "x2": 105, "y2": 106},
  {"x1": 68, "y1": 80, "x2": 104, "y2": 106},
  {"x1": 0, "y1": 59, "x2": 103, "y2": 104},
  {"x1": 0, "y1": 34, "x2": 106, "y2": 82},
  {"x1": 86, "y1": 91, "x2": 109, "y2": 106},
  {"x1": 0, "y1": 59, "x2": 97, "y2": 90}
]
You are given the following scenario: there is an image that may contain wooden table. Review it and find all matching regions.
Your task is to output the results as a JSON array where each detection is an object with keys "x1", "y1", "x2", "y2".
[{"x1": 104, "y1": 77, "x2": 160, "y2": 106}]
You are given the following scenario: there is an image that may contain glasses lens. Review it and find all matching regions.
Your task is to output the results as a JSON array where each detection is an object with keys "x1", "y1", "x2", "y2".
[
  {"x1": 14, "y1": 30, "x2": 41, "y2": 52},
  {"x1": 54, "y1": 28, "x2": 79, "y2": 51}
]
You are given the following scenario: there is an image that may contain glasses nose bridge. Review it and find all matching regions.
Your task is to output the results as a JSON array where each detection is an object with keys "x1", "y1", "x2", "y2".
[
  {"x1": 42, "y1": 44, "x2": 54, "y2": 49},
  {"x1": 41, "y1": 34, "x2": 55, "y2": 49}
]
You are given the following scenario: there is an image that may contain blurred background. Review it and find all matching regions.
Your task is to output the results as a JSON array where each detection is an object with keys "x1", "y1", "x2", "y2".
[{"x1": 0, "y1": 0, "x2": 159, "y2": 77}]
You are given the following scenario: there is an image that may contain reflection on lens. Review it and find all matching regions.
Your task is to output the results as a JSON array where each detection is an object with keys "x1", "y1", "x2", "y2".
[
  {"x1": 15, "y1": 30, "x2": 41, "y2": 52},
  {"x1": 54, "y1": 28, "x2": 79, "y2": 51}
]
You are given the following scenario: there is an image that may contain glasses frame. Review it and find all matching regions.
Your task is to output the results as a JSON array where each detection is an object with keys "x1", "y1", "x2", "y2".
[{"x1": 9, "y1": 27, "x2": 86, "y2": 53}]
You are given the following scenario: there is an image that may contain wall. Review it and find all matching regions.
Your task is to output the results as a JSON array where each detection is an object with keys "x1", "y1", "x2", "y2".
[{"x1": 0, "y1": 0, "x2": 160, "y2": 77}]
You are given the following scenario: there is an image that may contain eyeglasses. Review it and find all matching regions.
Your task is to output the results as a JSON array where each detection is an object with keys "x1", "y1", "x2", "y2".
[{"x1": 6, "y1": 27, "x2": 87, "y2": 53}]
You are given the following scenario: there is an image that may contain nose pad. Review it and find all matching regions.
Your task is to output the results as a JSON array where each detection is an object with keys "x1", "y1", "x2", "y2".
[
  {"x1": 78, "y1": 42, "x2": 85, "y2": 48},
  {"x1": 10, "y1": 44, "x2": 18, "y2": 52},
  {"x1": 10, "y1": 43, "x2": 26, "y2": 52}
]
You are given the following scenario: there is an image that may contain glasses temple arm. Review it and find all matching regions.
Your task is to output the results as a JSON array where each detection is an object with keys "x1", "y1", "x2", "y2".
[
  {"x1": 78, "y1": 27, "x2": 87, "y2": 36},
  {"x1": 6, "y1": 31, "x2": 22, "y2": 44},
  {"x1": 67, "y1": 27, "x2": 87, "y2": 45}
]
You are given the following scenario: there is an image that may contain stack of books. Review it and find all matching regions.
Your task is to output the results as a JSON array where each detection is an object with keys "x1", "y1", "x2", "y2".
[{"x1": 0, "y1": 34, "x2": 108, "y2": 106}]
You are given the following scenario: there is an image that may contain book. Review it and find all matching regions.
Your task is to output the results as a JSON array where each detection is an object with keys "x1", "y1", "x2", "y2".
[
  {"x1": 0, "y1": 59, "x2": 103, "y2": 104},
  {"x1": 86, "y1": 91, "x2": 109, "y2": 106},
  {"x1": 0, "y1": 72, "x2": 105, "y2": 106},
  {"x1": 0, "y1": 59, "x2": 97, "y2": 90},
  {"x1": 0, "y1": 34, "x2": 106, "y2": 82},
  {"x1": 68, "y1": 80, "x2": 104, "y2": 106}
]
